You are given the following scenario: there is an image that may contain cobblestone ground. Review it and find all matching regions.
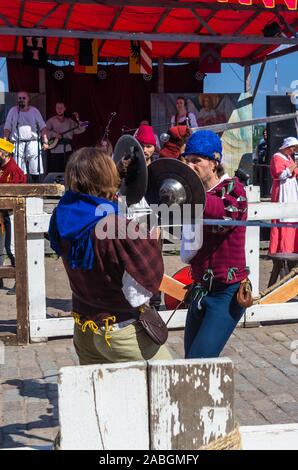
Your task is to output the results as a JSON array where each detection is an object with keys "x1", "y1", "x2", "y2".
[{"x1": 0, "y1": 253, "x2": 298, "y2": 448}]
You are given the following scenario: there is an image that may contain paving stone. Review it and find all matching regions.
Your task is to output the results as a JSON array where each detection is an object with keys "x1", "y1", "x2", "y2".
[
  {"x1": 234, "y1": 397, "x2": 252, "y2": 411},
  {"x1": 267, "y1": 332, "x2": 290, "y2": 343},
  {"x1": 271, "y1": 394, "x2": 297, "y2": 405},
  {"x1": 235, "y1": 408, "x2": 268, "y2": 426},
  {"x1": 279, "y1": 402, "x2": 298, "y2": 418},
  {"x1": 251, "y1": 398, "x2": 278, "y2": 413},
  {"x1": 257, "y1": 407, "x2": 296, "y2": 424},
  {"x1": 1, "y1": 367, "x2": 20, "y2": 379}
]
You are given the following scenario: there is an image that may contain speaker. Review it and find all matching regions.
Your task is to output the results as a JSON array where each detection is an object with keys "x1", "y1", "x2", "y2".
[
  {"x1": 262, "y1": 95, "x2": 298, "y2": 197},
  {"x1": 43, "y1": 172, "x2": 65, "y2": 184},
  {"x1": 267, "y1": 95, "x2": 297, "y2": 161}
]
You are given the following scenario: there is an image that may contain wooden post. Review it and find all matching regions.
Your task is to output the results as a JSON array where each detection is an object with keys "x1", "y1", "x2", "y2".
[
  {"x1": 0, "y1": 184, "x2": 64, "y2": 345},
  {"x1": 26, "y1": 198, "x2": 47, "y2": 343},
  {"x1": 59, "y1": 362, "x2": 149, "y2": 450},
  {"x1": 148, "y1": 358, "x2": 234, "y2": 450},
  {"x1": 13, "y1": 197, "x2": 29, "y2": 345},
  {"x1": 245, "y1": 186, "x2": 260, "y2": 298},
  {"x1": 0, "y1": 197, "x2": 28, "y2": 345}
]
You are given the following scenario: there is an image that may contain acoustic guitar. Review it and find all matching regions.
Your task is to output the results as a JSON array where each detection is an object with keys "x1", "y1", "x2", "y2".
[{"x1": 48, "y1": 121, "x2": 89, "y2": 150}]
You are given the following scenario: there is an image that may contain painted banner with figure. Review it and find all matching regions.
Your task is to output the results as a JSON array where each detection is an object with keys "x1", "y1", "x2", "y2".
[{"x1": 151, "y1": 93, "x2": 253, "y2": 178}]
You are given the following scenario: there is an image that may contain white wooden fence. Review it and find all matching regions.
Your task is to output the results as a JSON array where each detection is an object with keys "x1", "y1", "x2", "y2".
[
  {"x1": 25, "y1": 185, "x2": 298, "y2": 342},
  {"x1": 58, "y1": 358, "x2": 234, "y2": 450}
]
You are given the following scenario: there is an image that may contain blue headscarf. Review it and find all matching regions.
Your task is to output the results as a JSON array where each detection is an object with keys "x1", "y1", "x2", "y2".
[{"x1": 48, "y1": 191, "x2": 118, "y2": 270}]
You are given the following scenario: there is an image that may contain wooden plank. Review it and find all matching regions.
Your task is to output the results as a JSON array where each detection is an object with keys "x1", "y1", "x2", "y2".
[
  {"x1": 13, "y1": 198, "x2": 29, "y2": 345},
  {"x1": 29, "y1": 301, "x2": 298, "y2": 340},
  {"x1": 248, "y1": 202, "x2": 298, "y2": 220},
  {"x1": 0, "y1": 266, "x2": 16, "y2": 279},
  {"x1": 29, "y1": 307, "x2": 189, "y2": 339},
  {"x1": 241, "y1": 423, "x2": 298, "y2": 450},
  {"x1": 160, "y1": 274, "x2": 186, "y2": 301},
  {"x1": 0, "y1": 197, "x2": 15, "y2": 210},
  {"x1": 148, "y1": 358, "x2": 234, "y2": 450},
  {"x1": 244, "y1": 302, "x2": 298, "y2": 323},
  {"x1": 259, "y1": 276, "x2": 298, "y2": 305},
  {"x1": 59, "y1": 362, "x2": 149, "y2": 450},
  {"x1": 0, "y1": 184, "x2": 64, "y2": 197}
]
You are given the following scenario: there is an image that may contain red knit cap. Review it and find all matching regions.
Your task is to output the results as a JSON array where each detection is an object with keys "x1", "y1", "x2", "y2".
[
  {"x1": 168, "y1": 125, "x2": 189, "y2": 141},
  {"x1": 135, "y1": 125, "x2": 156, "y2": 146}
]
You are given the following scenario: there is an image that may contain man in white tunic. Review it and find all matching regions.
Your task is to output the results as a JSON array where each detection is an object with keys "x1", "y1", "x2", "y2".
[{"x1": 4, "y1": 91, "x2": 48, "y2": 181}]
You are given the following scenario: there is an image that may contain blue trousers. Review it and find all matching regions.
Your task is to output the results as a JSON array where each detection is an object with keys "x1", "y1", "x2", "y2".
[{"x1": 184, "y1": 282, "x2": 245, "y2": 359}]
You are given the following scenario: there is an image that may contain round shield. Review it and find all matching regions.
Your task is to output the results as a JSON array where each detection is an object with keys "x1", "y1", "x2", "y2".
[
  {"x1": 164, "y1": 266, "x2": 193, "y2": 311},
  {"x1": 146, "y1": 158, "x2": 205, "y2": 222},
  {"x1": 113, "y1": 135, "x2": 148, "y2": 206}
]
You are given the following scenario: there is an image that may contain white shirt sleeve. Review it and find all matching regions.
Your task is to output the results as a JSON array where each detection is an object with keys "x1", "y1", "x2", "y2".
[
  {"x1": 4, "y1": 107, "x2": 14, "y2": 131},
  {"x1": 34, "y1": 108, "x2": 46, "y2": 130},
  {"x1": 122, "y1": 271, "x2": 153, "y2": 307}
]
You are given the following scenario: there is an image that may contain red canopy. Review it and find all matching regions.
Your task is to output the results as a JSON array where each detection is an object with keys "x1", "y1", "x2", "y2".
[{"x1": 0, "y1": 0, "x2": 297, "y2": 64}]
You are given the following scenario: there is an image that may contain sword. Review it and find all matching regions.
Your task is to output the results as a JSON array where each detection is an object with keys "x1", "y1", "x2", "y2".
[{"x1": 192, "y1": 111, "x2": 298, "y2": 133}]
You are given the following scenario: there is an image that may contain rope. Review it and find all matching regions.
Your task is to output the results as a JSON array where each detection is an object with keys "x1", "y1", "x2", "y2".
[{"x1": 199, "y1": 425, "x2": 242, "y2": 450}]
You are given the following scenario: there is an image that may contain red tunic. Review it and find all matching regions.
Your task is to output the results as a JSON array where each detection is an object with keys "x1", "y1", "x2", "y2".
[
  {"x1": 269, "y1": 152, "x2": 298, "y2": 254},
  {"x1": 0, "y1": 158, "x2": 26, "y2": 184}
]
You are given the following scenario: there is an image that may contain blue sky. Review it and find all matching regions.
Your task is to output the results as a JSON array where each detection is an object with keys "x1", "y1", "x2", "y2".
[
  {"x1": 204, "y1": 51, "x2": 298, "y2": 117},
  {"x1": 1, "y1": 51, "x2": 297, "y2": 118}
]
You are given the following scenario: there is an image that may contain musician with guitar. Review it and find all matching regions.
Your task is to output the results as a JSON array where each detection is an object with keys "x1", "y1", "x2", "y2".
[{"x1": 46, "y1": 102, "x2": 88, "y2": 172}]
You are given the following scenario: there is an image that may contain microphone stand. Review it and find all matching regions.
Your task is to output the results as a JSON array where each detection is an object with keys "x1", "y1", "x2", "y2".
[
  {"x1": 36, "y1": 121, "x2": 41, "y2": 183},
  {"x1": 16, "y1": 106, "x2": 20, "y2": 168}
]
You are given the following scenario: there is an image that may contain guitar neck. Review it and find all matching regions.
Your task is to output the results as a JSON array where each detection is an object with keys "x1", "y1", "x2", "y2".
[
  {"x1": 59, "y1": 120, "x2": 89, "y2": 137},
  {"x1": 60, "y1": 124, "x2": 79, "y2": 136}
]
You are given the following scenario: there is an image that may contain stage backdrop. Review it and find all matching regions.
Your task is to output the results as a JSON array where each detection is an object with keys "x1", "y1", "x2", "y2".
[
  {"x1": 6, "y1": 59, "x2": 204, "y2": 148},
  {"x1": 151, "y1": 92, "x2": 253, "y2": 176}
]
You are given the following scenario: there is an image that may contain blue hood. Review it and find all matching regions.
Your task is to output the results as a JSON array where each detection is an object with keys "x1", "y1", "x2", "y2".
[{"x1": 48, "y1": 191, "x2": 118, "y2": 270}]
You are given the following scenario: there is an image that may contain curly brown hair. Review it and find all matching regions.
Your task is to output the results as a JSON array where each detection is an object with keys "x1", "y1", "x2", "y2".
[{"x1": 65, "y1": 147, "x2": 120, "y2": 199}]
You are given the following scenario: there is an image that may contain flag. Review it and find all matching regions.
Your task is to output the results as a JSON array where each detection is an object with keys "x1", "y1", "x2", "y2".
[
  {"x1": 199, "y1": 43, "x2": 221, "y2": 73},
  {"x1": 74, "y1": 39, "x2": 99, "y2": 74},
  {"x1": 22, "y1": 36, "x2": 48, "y2": 67},
  {"x1": 129, "y1": 40, "x2": 152, "y2": 75}
]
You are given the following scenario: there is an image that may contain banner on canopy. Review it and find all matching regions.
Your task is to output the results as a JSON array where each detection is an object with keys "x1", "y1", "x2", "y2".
[{"x1": 217, "y1": 0, "x2": 297, "y2": 10}]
